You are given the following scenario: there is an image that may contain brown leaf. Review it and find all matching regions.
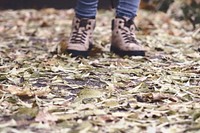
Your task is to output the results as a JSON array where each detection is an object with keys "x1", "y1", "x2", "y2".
[
  {"x1": 5, "y1": 85, "x2": 50, "y2": 97},
  {"x1": 136, "y1": 93, "x2": 179, "y2": 103},
  {"x1": 0, "y1": 84, "x2": 3, "y2": 90}
]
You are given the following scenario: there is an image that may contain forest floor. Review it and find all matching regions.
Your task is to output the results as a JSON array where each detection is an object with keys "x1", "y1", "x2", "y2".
[{"x1": 0, "y1": 9, "x2": 200, "y2": 133}]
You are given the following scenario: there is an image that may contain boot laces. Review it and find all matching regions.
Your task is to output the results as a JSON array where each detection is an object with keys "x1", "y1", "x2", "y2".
[
  {"x1": 120, "y1": 20, "x2": 138, "y2": 44},
  {"x1": 70, "y1": 20, "x2": 89, "y2": 44}
]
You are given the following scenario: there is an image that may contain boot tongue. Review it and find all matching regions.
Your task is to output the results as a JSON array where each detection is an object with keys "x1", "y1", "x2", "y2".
[
  {"x1": 116, "y1": 16, "x2": 134, "y2": 28},
  {"x1": 124, "y1": 19, "x2": 134, "y2": 28},
  {"x1": 79, "y1": 19, "x2": 89, "y2": 27}
]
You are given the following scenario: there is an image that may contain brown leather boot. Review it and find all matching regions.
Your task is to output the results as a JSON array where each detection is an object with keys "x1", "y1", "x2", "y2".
[
  {"x1": 111, "y1": 17, "x2": 145, "y2": 56},
  {"x1": 67, "y1": 17, "x2": 96, "y2": 57}
]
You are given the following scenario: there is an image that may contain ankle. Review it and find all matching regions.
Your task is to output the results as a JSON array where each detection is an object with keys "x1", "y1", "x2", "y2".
[
  {"x1": 115, "y1": 15, "x2": 136, "y2": 21},
  {"x1": 76, "y1": 14, "x2": 96, "y2": 19}
]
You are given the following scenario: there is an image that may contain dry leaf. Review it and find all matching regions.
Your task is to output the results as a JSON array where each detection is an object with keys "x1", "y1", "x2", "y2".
[
  {"x1": 6, "y1": 85, "x2": 50, "y2": 97},
  {"x1": 35, "y1": 109, "x2": 58, "y2": 124}
]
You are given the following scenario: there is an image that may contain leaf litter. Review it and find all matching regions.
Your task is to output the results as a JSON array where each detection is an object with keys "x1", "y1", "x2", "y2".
[{"x1": 0, "y1": 8, "x2": 200, "y2": 133}]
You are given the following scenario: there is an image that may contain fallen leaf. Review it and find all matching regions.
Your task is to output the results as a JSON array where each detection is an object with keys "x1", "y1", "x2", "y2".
[
  {"x1": 14, "y1": 101, "x2": 39, "y2": 120},
  {"x1": 35, "y1": 109, "x2": 58, "y2": 124},
  {"x1": 77, "y1": 89, "x2": 103, "y2": 100},
  {"x1": 6, "y1": 85, "x2": 51, "y2": 97}
]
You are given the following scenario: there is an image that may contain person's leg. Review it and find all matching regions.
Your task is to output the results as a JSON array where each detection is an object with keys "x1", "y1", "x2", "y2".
[
  {"x1": 67, "y1": 0, "x2": 98, "y2": 57},
  {"x1": 75, "y1": 0, "x2": 98, "y2": 18},
  {"x1": 116, "y1": 0, "x2": 140, "y2": 19},
  {"x1": 111, "y1": 0, "x2": 145, "y2": 56}
]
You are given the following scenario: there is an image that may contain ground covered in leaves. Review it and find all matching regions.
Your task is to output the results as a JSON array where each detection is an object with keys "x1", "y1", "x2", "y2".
[{"x1": 0, "y1": 9, "x2": 200, "y2": 133}]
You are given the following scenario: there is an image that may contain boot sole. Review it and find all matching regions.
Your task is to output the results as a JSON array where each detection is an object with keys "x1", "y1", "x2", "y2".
[
  {"x1": 66, "y1": 44, "x2": 93, "y2": 58},
  {"x1": 66, "y1": 50, "x2": 89, "y2": 58},
  {"x1": 110, "y1": 45, "x2": 145, "y2": 57}
]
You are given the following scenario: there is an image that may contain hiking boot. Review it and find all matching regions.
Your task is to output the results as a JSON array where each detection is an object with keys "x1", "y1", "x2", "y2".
[
  {"x1": 111, "y1": 17, "x2": 145, "y2": 56},
  {"x1": 67, "y1": 17, "x2": 96, "y2": 57}
]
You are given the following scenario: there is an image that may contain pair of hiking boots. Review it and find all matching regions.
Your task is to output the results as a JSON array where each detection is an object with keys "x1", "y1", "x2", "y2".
[{"x1": 67, "y1": 16, "x2": 145, "y2": 57}]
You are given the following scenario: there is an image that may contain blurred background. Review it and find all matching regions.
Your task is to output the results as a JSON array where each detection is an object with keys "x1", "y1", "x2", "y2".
[
  {"x1": 1, "y1": 0, "x2": 111, "y2": 9},
  {"x1": 0, "y1": 0, "x2": 199, "y2": 29}
]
